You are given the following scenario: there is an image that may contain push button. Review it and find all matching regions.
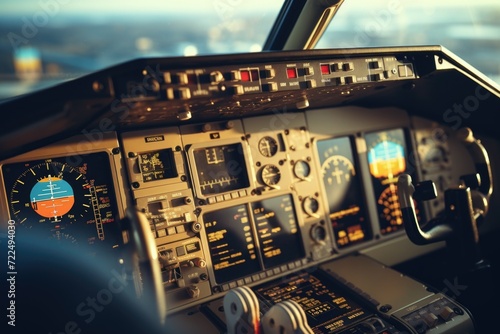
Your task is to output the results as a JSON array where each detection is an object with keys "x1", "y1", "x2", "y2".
[{"x1": 176, "y1": 246, "x2": 186, "y2": 256}]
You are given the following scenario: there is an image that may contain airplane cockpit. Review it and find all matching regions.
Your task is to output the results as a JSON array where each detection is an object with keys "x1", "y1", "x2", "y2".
[{"x1": 1, "y1": 1, "x2": 500, "y2": 333}]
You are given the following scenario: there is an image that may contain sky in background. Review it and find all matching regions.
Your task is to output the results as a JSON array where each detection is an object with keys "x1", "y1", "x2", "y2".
[
  {"x1": 1, "y1": 0, "x2": 498, "y2": 15},
  {"x1": 1, "y1": 0, "x2": 283, "y2": 16}
]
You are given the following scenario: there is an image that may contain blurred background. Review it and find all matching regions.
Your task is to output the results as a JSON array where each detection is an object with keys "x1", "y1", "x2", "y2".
[{"x1": 0, "y1": 0, "x2": 499, "y2": 100}]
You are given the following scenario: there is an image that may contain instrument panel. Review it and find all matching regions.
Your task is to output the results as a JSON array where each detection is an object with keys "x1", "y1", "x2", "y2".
[
  {"x1": 0, "y1": 43, "x2": 497, "y2": 333},
  {"x1": 0, "y1": 104, "x2": 470, "y2": 316}
]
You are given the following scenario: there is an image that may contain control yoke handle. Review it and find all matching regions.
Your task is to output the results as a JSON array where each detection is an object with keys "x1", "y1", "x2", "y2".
[
  {"x1": 457, "y1": 127, "x2": 493, "y2": 217},
  {"x1": 397, "y1": 174, "x2": 453, "y2": 245}
]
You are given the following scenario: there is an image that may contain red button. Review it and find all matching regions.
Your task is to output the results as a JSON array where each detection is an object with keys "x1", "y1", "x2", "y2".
[
  {"x1": 240, "y1": 70, "x2": 250, "y2": 82},
  {"x1": 287, "y1": 68, "x2": 297, "y2": 79},
  {"x1": 320, "y1": 64, "x2": 330, "y2": 75}
]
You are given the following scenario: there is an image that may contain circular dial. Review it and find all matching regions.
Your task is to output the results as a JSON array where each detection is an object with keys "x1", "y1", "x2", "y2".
[
  {"x1": 258, "y1": 136, "x2": 278, "y2": 157},
  {"x1": 260, "y1": 164, "x2": 281, "y2": 186},
  {"x1": 310, "y1": 224, "x2": 326, "y2": 243},
  {"x1": 293, "y1": 160, "x2": 311, "y2": 180},
  {"x1": 302, "y1": 196, "x2": 319, "y2": 217},
  {"x1": 9, "y1": 161, "x2": 93, "y2": 235}
]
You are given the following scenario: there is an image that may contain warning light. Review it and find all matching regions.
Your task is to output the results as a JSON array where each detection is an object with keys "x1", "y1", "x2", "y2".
[
  {"x1": 286, "y1": 68, "x2": 297, "y2": 79},
  {"x1": 320, "y1": 64, "x2": 330, "y2": 75},
  {"x1": 240, "y1": 69, "x2": 259, "y2": 82},
  {"x1": 240, "y1": 70, "x2": 251, "y2": 82}
]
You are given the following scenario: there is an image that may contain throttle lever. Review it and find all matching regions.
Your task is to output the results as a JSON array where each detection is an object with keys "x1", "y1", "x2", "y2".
[
  {"x1": 398, "y1": 174, "x2": 453, "y2": 245},
  {"x1": 261, "y1": 300, "x2": 314, "y2": 334},
  {"x1": 224, "y1": 286, "x2": 261, "y2": 334}
]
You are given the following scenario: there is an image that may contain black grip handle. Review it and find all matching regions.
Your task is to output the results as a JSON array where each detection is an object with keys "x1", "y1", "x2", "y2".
[
  {"x1": 398, "y1": 174, "x2": 453, "y2": 245},
  {"x1": 457, "y1": 127, "x2": 493, "y2": 217}
]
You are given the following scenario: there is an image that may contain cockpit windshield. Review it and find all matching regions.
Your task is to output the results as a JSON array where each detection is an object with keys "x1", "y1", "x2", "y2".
[
  {"x1": 317, "y1": 0, "x2": 500, "y2": 84},
  {"x1": 0, "y1": 0, "x2": 283, "y2": 99}
]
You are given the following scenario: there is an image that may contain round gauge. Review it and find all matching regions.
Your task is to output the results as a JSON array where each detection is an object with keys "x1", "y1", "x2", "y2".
[
  {"x1": 258, "y1": 136, "x2": 278, "y2": 157},
  {"x1": 9, "y1": 160, "x2": 101, "y2": 245},
  {"x1": 8, "y1": 160, "x2": 93, "y2": 230},
  {"x1": 303, "y1": 196, "x2": 319, "y2": 217},
  {"x1": 293, "y1": 160, "x2": 311, "y2": 180},
  {"x1": 321, "y1": 155, "x2": 356, "y2": 186},
  {"x1": 261, "y1": 164, "x2": 281, "y2": 186},
  {"x1": 3, "y1": 153, "x2": 122, "y2": 248},
  {"x1": 310, "y1": 224, "x2": 326, "y2": 243}
]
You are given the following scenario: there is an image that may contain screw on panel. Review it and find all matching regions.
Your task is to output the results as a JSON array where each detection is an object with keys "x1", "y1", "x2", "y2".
[
  {"x1": 132, "y1": 182, "x2": 140, "y2": 189},
  {"x1": 112, "y1": 148, "x2": 120, "y2": 155},
  {"x1": 225, "y1": 120, "x2": 235, "y2": 129},
  {"x1": 202, "y1": 123, "x2": 212, "y2": 132},
  {"x1": 128, "y1": 152, "x2": 137, "y2": 158},
  {"x1": 191, "y1": 222, "x2": 202, "y2": 233}
]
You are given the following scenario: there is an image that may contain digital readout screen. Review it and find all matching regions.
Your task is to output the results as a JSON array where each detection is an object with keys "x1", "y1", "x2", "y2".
[
  {"x1": 364, "y1": 128, "x2": 413, "y2": 235},
  {"x1": 204, "y1": 204, "x2": 260, "y2": 283},
  {"x1": 204, "y1": 194, "x2": 306, "y2": 284},
  {"x1": 193, "y1": 143, "x2": 249, "y2": 196},
  {"x1": 138, "y1": 149, "x2": 177, "y2": 182},
  {"x1": 251, "y1": 195, "x2": 304, "y2": 268},
  {"x1": 255, "y1": 270, "x2": 369, "y2": 333},
  {"x1": 317, "y1": 136, "x2": 371, "y2": 248}
]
